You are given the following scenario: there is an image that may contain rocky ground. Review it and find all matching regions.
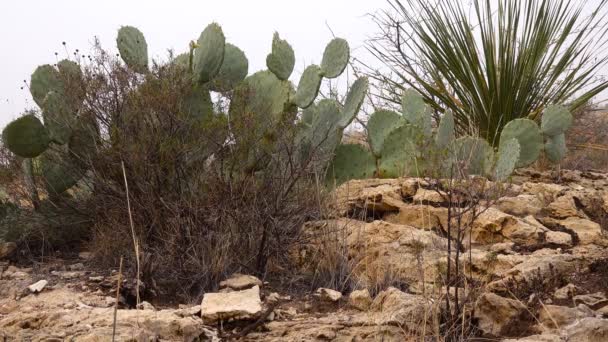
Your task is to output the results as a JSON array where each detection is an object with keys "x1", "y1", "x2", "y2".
[{"x1": 1, "y1": 169, "x2": 608, "y2": 341}]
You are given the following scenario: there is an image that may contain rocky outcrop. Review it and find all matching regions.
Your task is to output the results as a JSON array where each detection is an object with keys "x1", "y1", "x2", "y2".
[
  {"x1": 474, "y1": 293, "x2": 531, "y2": 337},
  {"x1": 200, "y1": 285, "x2": 262, "y2": 323}
]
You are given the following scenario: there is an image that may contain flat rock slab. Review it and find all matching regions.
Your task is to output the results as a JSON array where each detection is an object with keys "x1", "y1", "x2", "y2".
[
  {"x1": 201, "y1": 285, "x2": 262, "y2": 323},
  {"x1": 219, "y1": 273, "x2": 262, "y2": 291}
]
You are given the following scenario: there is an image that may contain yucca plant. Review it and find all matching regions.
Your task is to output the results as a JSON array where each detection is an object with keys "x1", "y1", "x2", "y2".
[{"x1": 368, "y1": 0, "x2": 608, "y2": 145}]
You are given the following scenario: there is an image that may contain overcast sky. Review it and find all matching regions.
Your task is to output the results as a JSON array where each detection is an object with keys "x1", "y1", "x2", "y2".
[{"x1": 0, "y1": 0, "x2": 379, "y2": 127}]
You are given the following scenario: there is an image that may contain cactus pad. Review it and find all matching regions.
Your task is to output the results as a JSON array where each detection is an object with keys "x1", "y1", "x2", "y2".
[
  {"x1": 210, "y1": 43, "x2": 249, "y2": 92},
  {"x1": 42, "y1": 91, "x2": 74, "y2": 145},
  {"x1": 326, "y1": 144, "x2": 376, "y2": 186},
  {"x1": 301, "y1": 103, "x2": 318, "y2": 126},
  {"x1": 174, "y1": 53, "x2": 190, "y2": 69},
  {"x1": 194, "y1": 23, "x2": 226, "y2": 84},
  {"x1": 378, "y1": 123, "x2": 421, "y2": 178},
  {"x1": 541, "y1": 105, "x2": 573, "y2": 137},
  {"x1": 116, "y1": 26, "x2": 148, "y2": 73},
  {"x1": 320, "y1": 38, "x2": 349, "y2": 79},
  {"x1": 453, "y1": 136, "x2": 493, "y2": 176},
  {"x1": 494, "y1": 138, "x2": 520, "y2": 181},
  {"x1": 435, "y1": 110, "x2": 455, "y2": 149},
  {"x1": 500, "y1": 118, "x2": 543, "y2": 167},
  {"x1": 401, "y1": 89, "x2": 431, "y2": 136},
  {"x1": 367, "y1": 110, "x2": 402, "y2": 157},
  {"x1": 2, "y1": 114, "x2": 50, "y2": 158},
  {"x1": 340, "y1": 77, "x2": 368, "y2": 128},
  {"x1": 30, "y1": 65, "x2": 62, "y2": 107},
  {"x1": 182, "y1": 85, "x2": 214, "y2": 121},
  {"x1": 266, "y1": 32, "x2": 295, "y2": 81},
  {"x1": 295, "y1": 65, "x2": 322, "y2": 109},
  {"x1": 544, "y1": 133, "x2": 567, "y2": 163}
]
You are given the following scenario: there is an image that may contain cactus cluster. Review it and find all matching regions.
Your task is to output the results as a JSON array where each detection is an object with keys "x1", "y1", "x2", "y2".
[
  {"x1": 2, "y1": 23, "x2": 366, "y2": 197},
  {"x1": 327, "y1": 90, "x2": 573, "y2": 185}
]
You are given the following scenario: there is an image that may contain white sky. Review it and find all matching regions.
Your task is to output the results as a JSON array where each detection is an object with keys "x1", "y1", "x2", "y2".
[{"x1": 0, "y1": 0, "x2": 379, "y2": 127}]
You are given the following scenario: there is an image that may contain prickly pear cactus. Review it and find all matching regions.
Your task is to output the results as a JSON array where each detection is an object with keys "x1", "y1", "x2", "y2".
[
  {"x1": 266, "y1": 32, "x2": 295, "y2": 81},
  {"x1": 30, "y1": 65, "x2": 62, "y2": 107},
  {"x1": 401, "y1": 89, "x2": 431, "y2": 137},
  {"x1": 2, "y1": 114, "x2": 50, "y2": 158},
  {"x1": 181, "y1": 85, "x2": 214, "y2": 121},
  {"x1": 320, "y1": 38, "x2": 349, "y2": 79},
  {"x1": 41, "y1": 91, "x2": 74, "y2": 145},
  {"x1": 494, "y1": 138, "x2": 520, "y2": 181},
  {"x1": 194, "y1": 23, "x2": 226, "y2": 84},
  {"x1": 435, "y1": 110, "x2": 455, "y2": 149},
  {"x1": 499, "y1": 119, "x2": 543, "y2": 167},
  {"x1": 541, "y1": 105, "x2": 573, "y2": 137},
  {"x1": 367, "y1": 110, "x2": 402, "y2": 157},
  {"x1": 339, "y1": 77, "x2": 368, "y2": 128},
  {"x1": 378, "y1": 124, "x2": 421, "y2": 178},
  {"x1": 544, "y1": 133, "x2": 567, "y2": 163},
  {"x1": 210, "y1": 43, "x2": 249, "y2": 92},
  {"x1": 452, "y1": 136, "x2": 493, "y2": 176},
  {"x1": 326, "y1": 144, "x2": 376, "y2": 186},
  {"x1": 294, "y1": 65, "x2": 323, "y2": 109},
  {"x1": 117, "y1": 26, "x2": 148, "y2": 73}
]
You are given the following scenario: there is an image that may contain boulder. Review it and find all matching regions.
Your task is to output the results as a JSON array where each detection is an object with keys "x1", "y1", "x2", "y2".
[
  {"x1": 544, "y1": 195, "x2": 581, "y2": 219},
  {"x1": 554, "y1": 283, "x2": 579, "y2": 300},
  {"x1": 219, "y1": 274, "x2": 262, "y2": 291},
  {"x1": 348, "y1": 289, "x2": 372, "y2": 311},
  {"x1": 559, "y1": 217, "x2": 602, "y2": 245},
  {"x1": 564, "y1": 317, "x2": 608, "y2": 342},
  {"x1": 573, "y1": 292, "x2": 608, "y2": 310},
  {"x1": 496, "y1": 195, "x2": 542, "y2": 217},
  {"x1": 473, "y1": 293, "x2": 531, "y2": 337},
  {"x1": 201, "y1": 285, "x2": 262, "y2": 323},
  {"x1": 27, "y1": 280, "x2": 48, "y2": 293},
  {"x1": 538, "y1": 305, "x2": 593, "y2": 329},
  {"x1": 412, "y1": 188, "x2": 447, "y2": 206},
  {"x1": 546, "y1": 231, "x2": 573, "y2": 247},
  {"x1": 315, "y1": 288, "x2": 342, "y2": 302},
  {"x1": 331, "y1": 179, "x2": 405, "y2": 215},
  {"x1": 471, "y1": 208, "x2": 546, "y2": 245},
  {"x1": 370, "y1": 287, "x2": 433, "y2": 331}
]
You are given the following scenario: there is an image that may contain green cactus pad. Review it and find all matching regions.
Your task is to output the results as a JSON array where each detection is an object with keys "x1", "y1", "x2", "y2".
[
  {"x1": 266, "y1": 32, "x2": 295, "y2": 81},
  {"x1": 320, "y1": 38, "x2": 349, "y2": 79},
  {"x1": 340, "y1": 77, "x2": 368, "y2": 128},
  {"x1": 210, "y1": 43, "x2": 249, "y2": 92},
  {"x1": 194, "y1": 23, "x2": 226, "y2": 84},
  {"x1": 544, "y1": 133, "x2": 567, "y2": 163},
  {"x1": 30, "y1": 65, "x2": 62, "y2": 107},
  {"x1": 116, "y1": 26, "x2": 148, "y2": 73},
  {"x1": 378, "y1": 123, "x2": 421, "y2": 178},
  {"x1": 57, "y1": 60, "x2": 82, "y2": 80},
  {"x1": 41, "y1": 149, "x2": 83, "y2": 194},
  {"x1": 309, "y1": 99, "x2": 343, "y2": 150},
  {"x1": 435, "y1": 110, "x2": 455, "y2": 149},
  {"x1": 326, "y1": 144, "x2": 376, "y2": 186},
  {"x1": 367, "y1": 110, "x2": 402, "y2": 157},
  {"x1": 453, "y1": 136, "x2": 493, "y2": 176},
  {"x1": 2, "y1": 114, "x2": 50, "y2": 158},
  {"x1": 68, "y1": 116, "x2": 98, "y2": 167},
  {"x1": 494, "y1": 138, "x2": 520, "y2": 181},
  {"x1": 541, "y1": 105, "x2": 573, "y2": 136},
  {"x1": 173, "y1": 53, "x2": 190, "y2": 69},
  {"x1": 42, "y1": 91, "x2": 74, "y2": 145},
  {"x1": 401, "y1": 89, "x2": 431, "y2": 136},
  {"x1": 295, "y1": 65, "x2": 323, "y2": 109},
  {"x1": 500, "y1": 118, "x2": 543, "y2": 167},
  {"x1": 182, "y1": 85, "x2": 214, "y2": 121},
  {"x1": 301, "y1": 103, "x2": 318, "y2": 126}
]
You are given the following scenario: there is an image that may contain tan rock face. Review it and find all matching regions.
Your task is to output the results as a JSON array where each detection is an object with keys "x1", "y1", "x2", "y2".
[
  {"x1": 496, "y1": 195, "x2": 543, "y2": 217},
  {"x1": 544, "y1": 195, "x2": 581, "y2": 219},
  {"x1": 471, "y1": 208, "x2": 546, "y2": 245},
  {"x1": 201, "y1": 285, "x2": 262, "y2": 323},
  {"x1": 331, "y1": 179, "x2": 405, "y2": 215},
  {"x1": 384, "y1": 204, "x2": 448, "y2": 231},
  {"x1": 539, "y1": 305, "x2": 593, "y2": 329},
  {"x1": 348, "y1": 289, "x2": 372, "y2": 311},
  {"x1": 219, "y1": 273, "x2": 262, "y2": 291},
  {"x1": 474, "y1": 293, "x2": 531, "y2": 337},
  {"x1": 559, "y1": 217, "x2": 602, "y2": 245},
  {"x1": 565, "y1": 317, "x2": 608, "y2": 342},
  {"x1": 315, "y1": 288, "x2": 342, "y2": 302}
]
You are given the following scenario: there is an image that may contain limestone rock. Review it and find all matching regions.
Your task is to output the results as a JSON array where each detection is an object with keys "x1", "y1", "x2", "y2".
[
  {"x1": 219, "y1": 273, "x2": 262, "y2": 291},
  {"x1": 559, "y1": 217, "x2": 602, "y2": 245},
  {"x1": 348, "y1": 289, "x2": 372, "y2": 311},
  {"x1": 539, "y1": 305, "x2": 593, "y2": 329},
  {"x1": 573, "y1": 292, "x2": 608, "y2": 310},
  {"x1": 471, "y1": 208, "x2": 545, "y2": 245},
  {"x1": 370, "y1": 287, "x2": 433, "y2": 331},
  {"x1": 546, "y1": 231, "x2": 573, "y2": 247},
  {"x1": 384, "y1": 204, "x2": 447, "y2": 231},
  {"x1": 564, "y1": 317, "x2": 608, "y2": 342},
  {"x1": 496, "y1": 195, "x2": 542, "y2": 217},
  {"x1": 27, "y1": 280, "x2": 48, "y2": 293},
  {"x1": 544, "y1": 195, "x2": 581, "y2": 219},
  {"x1": 412, "y1": 188, "x2": 446, "y2": 205},
  {"x1": 332, "y1": 179, "x2": 404, "y2": 215},
  {"x1": 554, "y1": 283, "x2": 578, "y2": 300},
  {"x1": 201, "y1": 285, "x2": 262, "y2": 323},
  {"x1": 474, "y1": 292, "x2": 531, "y2": 337},
  {"x1": 315, "y1": 288, "x2": 342, "y2": 302}
]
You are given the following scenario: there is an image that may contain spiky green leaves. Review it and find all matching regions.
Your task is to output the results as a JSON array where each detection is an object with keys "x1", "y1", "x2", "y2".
[
  {"x1": 195, "y1": 23, "x2": 226, "y2": 84},
  {"x1": 327, "y1": 144, "x2": 376, "y2": 186},
  {"x1": 117, "y1": 26, "x2": 148, "y2": 73},
  {"x1": 500, "y1": 119, "x2": 543, "y2": 167},
  {"x1": 367, "y1": 110, "x2": 402, "y2": 157},
  {"x1": 541, "y1": 105, "x2": 573, "y2": 137},
  {"x1": 295, "y1": 65, "x2": 322, "y2": 109},
  {"x1": 340, "y1": 77, "x2": 368, "y2": 128},
  {"x1": 30, "y1": 65, "x2": 62, "y2": 107},
  {"x1": 545, "y1": 133, "x2": 567, "y2": 163},
  {"x1": 321, "y1": 38, "x2": 349, "y2": 79},
  {"x1": 378, "y1": 124, "x2": 420, "y2": 178},
  {"x1": 436, "y1": 110, "x2": 455, "y2": 149},
  {"x1": 2, "y1": 115, "x2": 50, "y2": 158},
  {"x1": 494, "y1": 138, "x2": 520, "y2": 181},
  {"x1": 210, "y1": 43, "x2": 249, "y2": 92},
  {"x1": 266, "y1": 32, "x2": 295, "y2": 81}
]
